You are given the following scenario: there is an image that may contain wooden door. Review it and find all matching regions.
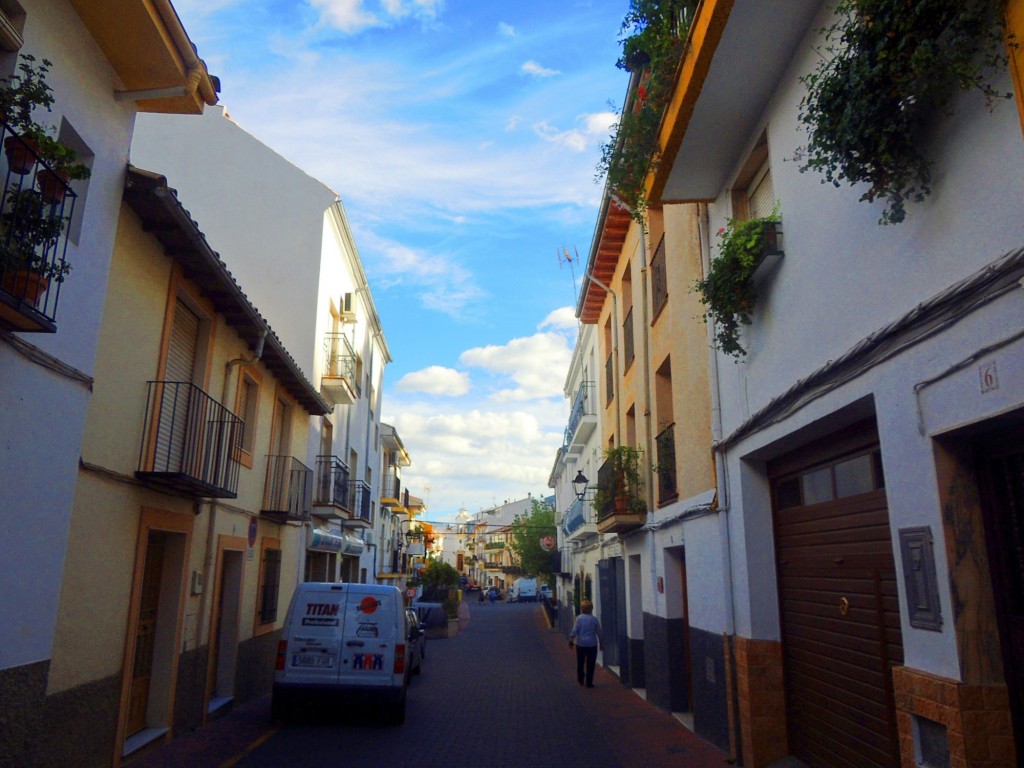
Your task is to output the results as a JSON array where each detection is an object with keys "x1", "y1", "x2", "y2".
[
  {"x1": 127, "y1": 533, "x2": 165, "y2": 736},
  {"x1": 977, "y1": 432, "x2": 1024, "y2": 758},
  {"x1": 771, "y1": 430, "x2": 903, "y2": 768}
]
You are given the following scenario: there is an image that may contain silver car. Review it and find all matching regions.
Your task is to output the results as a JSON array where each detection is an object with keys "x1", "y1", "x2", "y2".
[{"x1": 405, "y1": 608, "x2": 426, "y2": 677}]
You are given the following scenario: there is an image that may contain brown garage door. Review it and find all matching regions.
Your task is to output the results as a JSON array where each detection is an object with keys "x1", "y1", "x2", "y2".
[{"x1": 771, "y1": 425, "x2": 903, "y2": 768}]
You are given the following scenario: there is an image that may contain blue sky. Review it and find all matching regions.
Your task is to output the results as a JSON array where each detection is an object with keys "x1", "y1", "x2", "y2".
[{"x1": 173, "y1": 0, "x2": 630, "y2": 519}]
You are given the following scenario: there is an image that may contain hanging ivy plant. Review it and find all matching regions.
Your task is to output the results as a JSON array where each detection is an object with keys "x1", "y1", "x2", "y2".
[
  {"x1": 596, "y1": 1, "x2": 694, "y2": 221},
  {"x1": 693, "y1": 212, "x2": 781, "y2": 359},
  {"x1": 797, "y1": 0, "x2": 1014, "y2": 225}
]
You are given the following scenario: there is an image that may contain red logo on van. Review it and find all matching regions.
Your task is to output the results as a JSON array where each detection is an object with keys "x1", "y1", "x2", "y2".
[{"x1": 357, "y1": 596, "x2": 381, "y2": 615}]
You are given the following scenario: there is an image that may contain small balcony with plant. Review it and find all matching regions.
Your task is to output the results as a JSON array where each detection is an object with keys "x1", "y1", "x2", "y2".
[
  {"x1": 312, "y1": 454, "x2": 350, "y2": 519},
  {"x1": 262, "y1": 455, "x2": 313, "y2": 522},
  {"x1": 594, "y1": 445, "x2": 647, "y2": 534},
  {"x1": 321, "y1": 331, "x2": 357, "y2": 404},
  {"x1": 564, "y1": 380, "x2": 597, "y2": 454},
  {"x1": 136, "y1": 381, "x2": 243, "y2": 498},
  {"x1": 0, "y1": 55, "x2": 90, "y2": 333}
]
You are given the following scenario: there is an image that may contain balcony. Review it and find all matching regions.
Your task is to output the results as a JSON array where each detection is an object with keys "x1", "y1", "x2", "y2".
[
  {"x1": 656, "y1": 423, "x2": 678, "y2": 506},
  {"x1": 347, "y1": 479, "x2": 372, "y2": 528},
  {"x1": 136, "y1": 381, "x2": 242, "y2": 498},
  {"x1": 321, "y1": 332, "x2": 357, "y2": 405},
  {"x1": 562, "y1": 494, "x2": 598, "y2": 540},
  {"x1": 595, "y1": 448, "x2": 646, "y2": 534},
  {"x1": 313, "y1": 454, "x2": 349, "y2": 519},
  {"x1": 564, "y1": 381, "x2": 597, "y2": 454},
  {"x1": 262, "y1": 455, "x2": 313, "y2": 522},
  {"x1": 381, "y1": 469, "x2": 402, "y2": 506},
  {"x1": 0, "y1": 123, "x2": 77, "y2": 333},
  {"x1": 483, "y1": 541, "x2": 506, "y2": 551}
]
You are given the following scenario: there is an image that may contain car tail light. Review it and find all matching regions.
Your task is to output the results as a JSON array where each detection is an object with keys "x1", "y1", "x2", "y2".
[
  {"x1": 275, "y1": 640, "x2": 287, "y2": 671},
  {"x1": 393, "y1": 644, "x2": 406, "y2": 675}
]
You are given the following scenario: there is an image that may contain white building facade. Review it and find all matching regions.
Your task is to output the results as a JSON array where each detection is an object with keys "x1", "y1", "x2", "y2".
[{"x1": 130, "y1": 107, "x2": 391, "y2": 590}]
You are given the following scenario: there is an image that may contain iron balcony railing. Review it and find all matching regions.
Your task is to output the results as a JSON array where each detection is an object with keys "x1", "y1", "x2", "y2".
[
  {"x1": 262, "y1": 455, "x2": 313, "y2": 521},
  {"x1": 564, "y1": 381, "x2": 596, "y2": 447},
  {"x1": 562, "y1": 494, "x2": 594, "y2": 537},
  {"x1": 323, "y1": 332, "x2": 356, "y2": 380},
  {"x1": 605, "y1": 352, "x2": 614, "y2": 406},
  {"x1": 651, "y1": 235, "x2": 668, "y2": 317},
  {"x1": 0, "y1": 121, "x2": 78, "y2": 333},
  {"x1": 314, "y1": 454, "x2": 350, "y2": 511},
  {"x1": 137, "y1": 381, "x2": 242, "y2": 498},
  {"x1": 381, "y1": 470, "x2": 401, "y2": 502},
  {"x1": 656, "y1": 423, "x2": 678, "y2": 506},
  {"x1": 349, "y1": 479, "x2": 372, "y2": 524},
  {"x1": 623, "y1": 306, "x2": 635, "y2": 370}
]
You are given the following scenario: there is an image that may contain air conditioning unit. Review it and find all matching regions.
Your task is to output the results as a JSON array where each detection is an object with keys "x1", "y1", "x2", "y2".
[
  {"x1": 362, "y1": 530, "x2": 375, "y2": 546},
  {"x1": 340, "y1": 292, "x2": 356, "y2": 321}
]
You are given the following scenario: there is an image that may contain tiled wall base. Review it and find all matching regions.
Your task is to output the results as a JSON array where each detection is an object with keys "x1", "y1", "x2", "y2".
[
  {"x1": 893, "y1": 666, "x2": 1016, "y2": 768},
  {"x1": 733, "y1": 636, "x2": 787, "y2": 767}
]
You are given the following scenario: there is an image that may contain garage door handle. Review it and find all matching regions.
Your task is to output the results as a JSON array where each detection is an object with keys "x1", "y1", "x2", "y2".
[{"x1": 346, "y1": 641, "x2": 364, "y2": 647}]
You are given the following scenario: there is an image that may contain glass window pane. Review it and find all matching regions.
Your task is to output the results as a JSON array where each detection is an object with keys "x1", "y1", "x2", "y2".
[
  {"x1": 801, "y1": 467, "x2": 833, "y2": 505},
  {"x1": 775, "y1": 477, "x2": 801, "y2": 509},
  {"x1": 835, "y1": 454, "x2": 875, "y2": 498}
]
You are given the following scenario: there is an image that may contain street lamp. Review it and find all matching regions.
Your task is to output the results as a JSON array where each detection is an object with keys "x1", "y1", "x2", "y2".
[{"x1": 572, "y1": 470, "x2": 589, "y2": 500}]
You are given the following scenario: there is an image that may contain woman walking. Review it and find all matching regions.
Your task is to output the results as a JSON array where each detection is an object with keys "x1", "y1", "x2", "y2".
[{"x1": 568, "y1": 600, "x2": 603, "y2": 688}]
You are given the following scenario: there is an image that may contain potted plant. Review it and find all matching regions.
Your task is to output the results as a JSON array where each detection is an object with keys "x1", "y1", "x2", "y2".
[
  {"x1": 0, "y1": 187, "x2": 70, "y2": 302},
  {"x1": 692, "y1": 212, "x2": 783, "y2": 358},
  {"x1": 32, "y1": 132, "x2": 90, "y2": 203},
  {"x1": 0, "y1": 54, "x2": 90, "y2": 190},
  {"x1": 596, "y1": 1, "x2": 692, "y2": 222},
  {"x1": 592, "y1": 445, "x2": 646, "y2": 517},
  {"x1": 796, "y1": 0, "x2": 1014, "y2": 224}
]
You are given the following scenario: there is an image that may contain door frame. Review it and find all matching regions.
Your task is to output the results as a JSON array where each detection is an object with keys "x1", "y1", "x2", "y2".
[
  {"x1": 114, "y1": 508, "x2": 193, "y2": 766},
  {"x1": 204, "y1": 534, "x2": 246, "y2": 720}
]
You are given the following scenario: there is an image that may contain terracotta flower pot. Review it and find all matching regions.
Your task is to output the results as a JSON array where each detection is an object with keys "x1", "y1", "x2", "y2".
[
  {"x1": 1, "y1": 268, "x2": 48, "y2": 305},
  {"x1": 36, "y1": 168, "x2": 69, "y2": 204},
  {"x1": 4, "y1": 134, "x2": 39, "y2": 175}
]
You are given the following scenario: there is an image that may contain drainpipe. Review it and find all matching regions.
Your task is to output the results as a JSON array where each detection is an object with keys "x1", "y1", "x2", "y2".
[
  {"x1": 582, "y1": 275, "x2": 621, "y2": 443},
  {"x1": 196, "y1": 330, "x2": 268, "y2": 659},
  {"x1": 700, "y1": 202, "x2": 742, "y2": 766},
  {"x1": 610, "y1": 194, "x2": 660, "y2": 620}
]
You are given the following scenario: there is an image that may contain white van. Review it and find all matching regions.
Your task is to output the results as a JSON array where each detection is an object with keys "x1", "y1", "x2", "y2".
[
  {"x1": 511, "y1": 577, "x2": 538, "y2": 602},
  {"x1": 272, "y1": 582, "x2": 411, "y2": 724}
]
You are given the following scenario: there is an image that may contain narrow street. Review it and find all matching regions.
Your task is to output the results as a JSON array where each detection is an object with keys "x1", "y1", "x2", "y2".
[{"x1": 130, "y1": 602, "x2": 731, "y2": 768}]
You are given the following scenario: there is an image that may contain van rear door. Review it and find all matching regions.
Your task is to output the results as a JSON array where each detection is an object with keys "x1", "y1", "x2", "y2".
[
  {"x1": 338, "y1": 586, "x2": 403, "y2": 688},
  {"x1": 281, "y1": 583, "x2": 347, "y2": 685}
]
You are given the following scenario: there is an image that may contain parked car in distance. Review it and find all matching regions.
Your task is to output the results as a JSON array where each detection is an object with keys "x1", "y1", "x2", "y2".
[
  {"x1": 539, "y1": 585, "x2": 553, "y2": 601},
  {"x1": 405, "y1": 608, "x2": 426, "y2": 676}
]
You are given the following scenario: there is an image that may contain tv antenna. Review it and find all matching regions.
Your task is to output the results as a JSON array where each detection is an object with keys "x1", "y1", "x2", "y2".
[{"x1": 558, "y1": 246, "x2": 581, "y2": 302}]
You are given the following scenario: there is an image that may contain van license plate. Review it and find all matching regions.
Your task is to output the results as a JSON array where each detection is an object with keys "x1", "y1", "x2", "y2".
[{"x1": 293, "y1": 654, "x2": 333, "y2": 668}]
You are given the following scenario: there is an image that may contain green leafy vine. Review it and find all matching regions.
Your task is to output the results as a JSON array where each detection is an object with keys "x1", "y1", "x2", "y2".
[{"x1": 797, "y1": 0, "x2": 1014, "y2": 224}]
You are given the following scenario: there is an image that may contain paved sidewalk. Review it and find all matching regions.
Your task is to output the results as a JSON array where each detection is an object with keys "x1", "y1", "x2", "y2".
[{"x1": 128, "y1": 602, "x2": 732, "y2": 768}]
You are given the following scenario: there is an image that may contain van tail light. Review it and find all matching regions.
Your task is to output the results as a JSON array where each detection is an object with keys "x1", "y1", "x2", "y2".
[
  {"x1": 275, "y1": 640, "x2": 287, "y2": 671},
  {"x1": 394, "y1": 644, "x2": 406, "y2": 675}
]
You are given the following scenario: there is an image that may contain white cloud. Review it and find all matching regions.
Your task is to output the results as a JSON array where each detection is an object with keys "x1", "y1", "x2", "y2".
[
  {"x1": 395, "y1": 366, "x2": 471, "y2": 396},
  {"x1": 311, "y1": 0, "x2": 442, "y2": 33},
  {"x1": 460, "y1": 332, "x2": 571, "y2": 401},
  {"x1": 540, "y1": 306, "x2": 578, "y2": 333},
  {"x1": 521, "y1": 60, "x2": 560, "y2": 77},
  {"x1": 498, "y1": 22, "x2": 515, "y2": 38},
  {"x1": 532, "y1": 111, "x2": 617, "y2": 153}
]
